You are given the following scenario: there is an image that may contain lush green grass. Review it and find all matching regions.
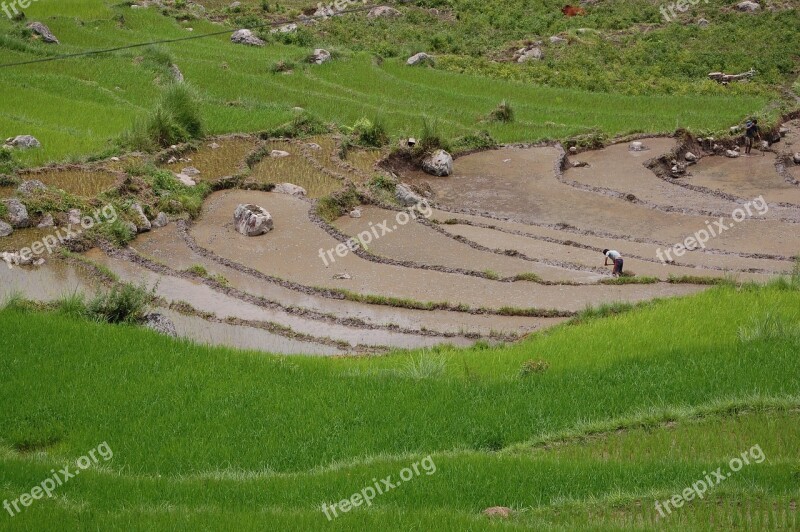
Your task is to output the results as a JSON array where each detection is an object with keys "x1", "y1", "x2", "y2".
[
  {"x1": 0, "y1": 4, "x2": 771, "y2": 166},
  {"x1": 0, "y1": 283, "x2": 798, "y2": 528}
]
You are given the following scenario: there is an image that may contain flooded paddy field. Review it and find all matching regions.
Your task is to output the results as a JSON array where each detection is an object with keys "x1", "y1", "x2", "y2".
[{"x1": 3, "y1": 130, "x2": 798, "y2": 355}]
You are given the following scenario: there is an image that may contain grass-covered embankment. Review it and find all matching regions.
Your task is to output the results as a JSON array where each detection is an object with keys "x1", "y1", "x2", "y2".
[{"x1": 0, "y1": 280, "x2": 798, "y2": 528}]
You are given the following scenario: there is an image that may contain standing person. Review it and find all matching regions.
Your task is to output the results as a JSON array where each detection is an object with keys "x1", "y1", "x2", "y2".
[
  {"x1": 744, "y1": 119, "x2": 761, "y2": 155},
  {"x1": 603, "y1": 249, "x2": 624, "y2": 277}
]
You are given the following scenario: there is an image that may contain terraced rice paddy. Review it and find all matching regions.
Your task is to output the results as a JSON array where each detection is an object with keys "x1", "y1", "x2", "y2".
[
  {"x1": 3, "y1": 124, "x2": 799, "y2": 355},
  {"x1": 18, "y1": 168, "x2": 119, "y2": 197}
]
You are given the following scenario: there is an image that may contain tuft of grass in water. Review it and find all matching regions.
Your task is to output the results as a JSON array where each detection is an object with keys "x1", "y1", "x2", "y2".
[
  {"x1": 316, "y1": 186, "x2": 362, "y2": 222},
  {"x1": 599, "y1": 275, "x2": 659, "y2": 285},
  {"x1": 483, "y1": 269, "x2": 500, "y2": 280},
  {"x1": 667, "y1": 274, "x2": 735, "y2": 286},
  {"x1": 87, "y1": 283, "x2": 152, "y2": 325},
  {"x1": 186, "y1": 264, "x2": 209, "y2": 277},
  {"x1": 450, "y1": 130, "x2": 497, "y2": 154}
]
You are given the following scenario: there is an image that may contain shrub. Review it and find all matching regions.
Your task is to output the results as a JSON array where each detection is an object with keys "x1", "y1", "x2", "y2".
[
  {"x1": 316, "y1": 186, "x2": 361, "y2": 221},
  {"x1": 269, "y1": 60, "x2": 296, "y2": 74},
  {"x1": 0, "y1": 147, "x2": 18, "y2": 175},
  {"x1": 87, "y1": 283, "x2": 152, "y2": 324},
  {"x1": 122, "y1": 84, "x2": 204, "y2": 151},
  {"x1": 451, "y1": 130, "x2": 496, "y2": 154},
  {"x1": 401, "y1": 354, "x2": 446, "y2": 379},
  {"x1": 347, "y1": 117, "x2": 389, "y2": 148}
]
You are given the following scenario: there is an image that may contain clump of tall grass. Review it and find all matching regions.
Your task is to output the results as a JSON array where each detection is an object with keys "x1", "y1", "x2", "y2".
[
  {"x1": 450, "y1": 130, "x2": 496, "y2": 154},
  {"x1": 487, "y1": 100, "x2": 514, "y2": 123},
  {"x1": 0, "y1": 146, "x2": 19, "y2": 175},
  {"x1": 401, "y1": 354, "x2": 446, "y2": 379},
  {"x1": 345, "y1": 117, "x2": 389, "y2": 148},
  {"x1": 121, "y1": 83, "x2": 204, "y2": 151},
  {"x1": 87, "y1": 283, "x2": 152, "y2": 324},
  {"x1": 316, "y1": 186, "x2": 362, "y2": 222},
  {"x1": 738, "y1": 311, "x2": 800, "y2": 343}
]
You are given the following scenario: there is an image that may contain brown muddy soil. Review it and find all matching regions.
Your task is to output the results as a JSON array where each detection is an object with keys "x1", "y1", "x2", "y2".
[
  {"x1": 405, "y1": 145, "x2": 800, "y2": 258},
  {"x1": 685, "y1": 154, "x2": 800, "y2": 207},
  {"x1": 131, "y1": 223, "x2": 553, "y2": 337},
  {"x1": 190, "y1": 190, "x2": 704, "y2": 312}
]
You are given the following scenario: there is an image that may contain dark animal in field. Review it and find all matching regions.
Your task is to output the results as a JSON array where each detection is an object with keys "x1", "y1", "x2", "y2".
[{"x1": 561, "y1": 5, "x2": 586, "y2": 16}]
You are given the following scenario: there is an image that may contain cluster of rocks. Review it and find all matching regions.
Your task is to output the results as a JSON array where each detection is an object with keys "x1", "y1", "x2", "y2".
[
  {"x1": 735, "y1": 0, "x2": 760, "y2": 11},
  {"x1": 709, "y1": 68, "x2": 756, "y2": 84},
  {"x1": 514, "y1": 42, "x2": 543, "y2": 63},
  {"x1": 174, "y1": 166, "x2": 200, "y2": 187},
  {"x1": 127, "y1": 204, "x2": 169, "y2": 234},
  {"x1": 309, "y1": 48, "x2": 331, "y2": 64},
  {"x1": 234, "y1": 204, "x2": 273, "y2": 236}
]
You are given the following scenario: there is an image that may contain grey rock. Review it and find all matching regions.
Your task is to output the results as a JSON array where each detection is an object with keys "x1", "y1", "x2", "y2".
[
  {"x1": 629, "y1": 141, "x2": 647, "y2": 152},
  {"x1": 231, "y1": 29, "x2": 265, "y2": 46},
  {"x1": 684, "y1": 151, "x2": 698, "y2": 162},
  {"x1": 37, "y1": 214, "x2": 54, "y2": 228},
  {"x1": 421, "y1": 149, "x2": 453, "y2": 176},
  {"x1": 725, "y1": 149, "x2": 740, "y2": 158},
  {"x1": 406, "y1": 52, "x2": 432, "y2": 66},
  {"x1": 68, "y1": 209, "x2": 82, "y2": 225},
  {"x1": 793, "y1": 153, "x2": 800, "y2": 165},
  {"x1": 4, "y1": 199, "x2": 29, "y2": 228},
  {"x1": 270, "y1": 23, "x2": 297, "y2": 34},
  {"x1": 169, "y1": 64, "x2": 184, "y2": 82},
  {"x1": 131, "y1": 203, "x2": 151, "y2": 233},
  {"x1": 0, "y1": 221, "x2": 12, "y2": 237},
  {"x1": 367, "y1": 6, "x2": 401, "y2": 18},
  {"x1": 568, "y1": 146, "x2": 578, "y2": 154},
  {"x1": 151, "y1": 212, "x2": 169, "y2": 228},
  {"x1": 16, "y1": 180, "x2": 46, "y2": 196},
  {"x1": 549, "y1": 35, "x2": 568, "y2": 44},
  {"x1": 270, "y1": 150, "x2": 290, "y2": 158},
  {"x1": 310, "y1": 48, "x2": 331, "y2": 65},
  {"x1": 697, "y1": 17, "x2": 709, "y2": 26},
  {"x1": 175, "y1": 173, "x2": 197, "y2": 186},
  {"x1": 5, "y1": 135, "x2": 41, "y2": 149},
  {"x1": 234, "y1": 204, "x2": 273, "y2": 236},
  {"x1": 27, "y1": 22, "x2": 59, "y2": 43},
  {"x1": 395, "y1": 183, "x2": 423, "y2": 207},
  {"x1": 272, "y1": 183, "x2": 307, "y2": 196},
  {"x1": 516, "y1": 46, "x2": 543, "y2": 63},
  {"x1": 209, "y1": 142, "x2": 221, "y2": 149},
  {"x1": 142, "y1": 313, "x2": 177, "y2": 337},
  {"x1": 736, "y1": 0, "x2": 760, "y2": 11},
  {"x1": 349, "y1": 208, "x2": 362, "y2": 218},
  {"x1": 181, "y1": 166, "x2": 201, "y2": 177}
]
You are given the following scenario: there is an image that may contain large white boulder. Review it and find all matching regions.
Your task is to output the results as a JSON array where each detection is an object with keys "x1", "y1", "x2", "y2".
[
  {"x1": 407, "y1": 52, "x2": 432, "y2": 66},
  {"x1": 422, "y1": 149, "x2": 453, "y2": 177},
  {"x1": 234, "y1": 204, "x2": 273, "y2": 236},
  {"x1": 231, "y1": 29, "x2": 265, "y2": 46}
]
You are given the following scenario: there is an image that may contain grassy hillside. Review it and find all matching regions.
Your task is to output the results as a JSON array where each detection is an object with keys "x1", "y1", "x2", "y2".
[
  {"x1": 1, "y1": 280, "x2": 799, "y2": 528},
  {"x1": 0, "y1": 1, "x2": 783, "y2": 166}
]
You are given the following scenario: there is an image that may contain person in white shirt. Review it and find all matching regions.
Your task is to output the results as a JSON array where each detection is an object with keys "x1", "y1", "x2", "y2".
[{"x1": 603, "y1": 249, "x2": 624, "y2": 276}]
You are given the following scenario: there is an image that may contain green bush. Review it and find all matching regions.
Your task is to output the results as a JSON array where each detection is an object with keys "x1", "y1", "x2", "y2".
[
  {"x1": 87, "y1": 283, "x2": 152, "y2": 324},
  {"x1": 488, "y1": 100, "x2": 514, "y2": 123},
  {"x1": 347, "y1": 117, "x2": 389, "y2": 148},
  {"x1": 265, "y1": 112, "x2": 329, "y2": 138},
  {"x1": 122, "y1": 84, "x2": 204, "y2": 151}
]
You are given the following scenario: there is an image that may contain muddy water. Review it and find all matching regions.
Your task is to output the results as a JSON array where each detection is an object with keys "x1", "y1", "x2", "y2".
[
  {"x1": 0, "y1": 227, "x2": 58, "y2": 252},
  {"x1": 0, "y1": 259, "x2": 99, "y2": 302},
  {"x1": 249, "y1": 141, "x2": 343, "y2": 198},
  {"x1": 686, "y1": 154, "x2": 800, "y2": 206},
  {"x1": 405, "y1": 146, "x2": 800, "y2": 258},
  {"x1": 158, "y1": 309, "x2": 344, "y2": 356},
  {"x1": 83, "y1": 248, "x2": 473, "y2": 350},
  {"x1": 164, "y1": 137, "x2": 257, "y2": 180},
  {"x1": 440, "y1": 223, "x2": 770, "y2": 282},
  {"x1": 21, "y1": 169, "x2": 118, "y2": 197},
  {"x1": 430, "y1": 209, "x2": 794, "y2": 276},
  {"x1": 565, "y1": 138, "x2": 774, "y2": 216},
  {"x1": 130, "y1": 224, "x2": 552, "y2": 336},
  {"x1": 334, "y1": 205, "x2": 599, "y2": 283},
  {"x1": 191, "y1": 190, "x2": 706, "y2": 312}
]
